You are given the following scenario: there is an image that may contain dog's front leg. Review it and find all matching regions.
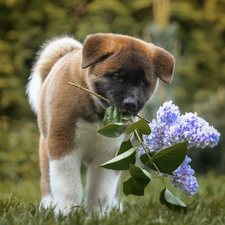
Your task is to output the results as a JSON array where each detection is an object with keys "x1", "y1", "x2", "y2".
[
  {"x1": 86, "y1": 154, "x2": 121, "y2": 214},
  {"x1": 49, "y1": 150, "x2": 83, "y2": 214}
]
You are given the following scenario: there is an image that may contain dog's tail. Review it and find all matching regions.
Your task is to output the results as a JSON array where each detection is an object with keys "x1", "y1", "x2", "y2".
[{"x1": 26, "y1": 36, "x2": 82, "y2": 114}]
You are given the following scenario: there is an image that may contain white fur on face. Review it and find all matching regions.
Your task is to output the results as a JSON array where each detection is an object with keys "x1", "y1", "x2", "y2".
[{"x1": 26, "y1": 72, "x2": 42, "y2": 114}]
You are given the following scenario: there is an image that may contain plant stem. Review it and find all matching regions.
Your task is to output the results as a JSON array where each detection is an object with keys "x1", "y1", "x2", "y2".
[
  {"x1": 161, "y1": 176, "x2": 166, "y2": 188},
  {"x1": 69, "y1": 81, "x2": 111, "y2": 103},
  {"x1": 134, "y1": 130, "x2": 151, "y2": 161},
  {"x1": 153, "y1": 162, "x2": 163, "y2": 177},
  {"x1": 136, "y1": 114, "x2": 151, "y2": 123},
  {"x1": 134, "y1": 130, "x2": 163, "y2": 177}
]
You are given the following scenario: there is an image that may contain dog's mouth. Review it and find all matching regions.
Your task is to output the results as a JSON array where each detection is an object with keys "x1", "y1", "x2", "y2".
[
  {"x1": 120, "y1": 98, "x2": 141, "y2": 116},
  {"x1": 120, "y1": 109, "x2": 139, "y2": 116},
  {"x1": 104, "y1": 101, "x2": 138, "y2": 116}
]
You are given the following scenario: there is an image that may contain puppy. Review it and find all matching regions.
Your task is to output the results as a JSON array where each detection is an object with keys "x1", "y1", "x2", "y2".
[{"x1": 27, "y1": 33, "x2": 175, "y2": 214}]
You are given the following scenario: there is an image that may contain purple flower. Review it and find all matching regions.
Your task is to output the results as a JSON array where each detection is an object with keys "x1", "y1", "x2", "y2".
[
  {"x1": 165, "y1": 112, "x2": 220, "y2": 149},
  {"x1": 139, "y1": 101, "x2": 220, "y2": 196},
  {"x1": 156, "y1": 100, "x2": 180, "y2": 125},
  {"x1": 140, "y1": 101, "x2": 220, "y2": 152},
  {"x1": 167, "y1": 156, "x2": 198, "y2": 196}
]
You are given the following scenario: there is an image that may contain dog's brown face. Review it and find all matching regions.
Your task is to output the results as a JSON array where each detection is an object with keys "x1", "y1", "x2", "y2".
[{"x1": 81, "y1": 33, "x2": 175, "y2": 115}]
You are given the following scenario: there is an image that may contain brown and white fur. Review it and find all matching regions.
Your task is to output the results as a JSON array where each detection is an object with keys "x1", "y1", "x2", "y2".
[{"x1": 27, "y1": 33, "x2": 175, "y2": 214}]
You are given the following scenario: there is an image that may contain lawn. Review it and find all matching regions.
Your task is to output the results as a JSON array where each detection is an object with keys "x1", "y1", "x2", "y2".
[
  {"x1": 0, "y1": 119, "x2": 224, "y2": 224},
  {"x1": 0, "y1": 172, "x2": 225, "y2": 225}
]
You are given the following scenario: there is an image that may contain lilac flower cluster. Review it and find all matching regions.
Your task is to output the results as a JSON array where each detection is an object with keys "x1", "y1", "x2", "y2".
[
  {"x1": 139, "y1": 101, "x2": 220, "y2": 196},
  {"x1": 143, "y1": 101, "x2": 220, "y2": 152},
  {"x1": 167, "y1": 156, "x2": 198, "y2": 196}
]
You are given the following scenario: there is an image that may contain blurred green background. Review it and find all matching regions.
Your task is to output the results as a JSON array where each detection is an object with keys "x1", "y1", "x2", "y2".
[{"x1": 0, "y1": 0, "x2": 224, "y2": 187}]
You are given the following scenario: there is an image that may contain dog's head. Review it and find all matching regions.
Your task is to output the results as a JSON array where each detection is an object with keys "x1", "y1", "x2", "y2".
[{"x1": 81, "y1": 33, "x2": 175, "y2": 115}]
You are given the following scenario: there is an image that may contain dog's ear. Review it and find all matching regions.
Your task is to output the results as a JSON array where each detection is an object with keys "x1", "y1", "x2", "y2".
[
  {"x1": 151, "y1": 46, "x2": 175, "y2": 84},
  {"x1": 81, "y1": 34, "x2": 114, "y2": 68}
]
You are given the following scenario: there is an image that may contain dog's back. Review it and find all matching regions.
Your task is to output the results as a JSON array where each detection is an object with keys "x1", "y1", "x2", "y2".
[{"x1": 27, "y1": 36, "x2": 82, "y2": 114}]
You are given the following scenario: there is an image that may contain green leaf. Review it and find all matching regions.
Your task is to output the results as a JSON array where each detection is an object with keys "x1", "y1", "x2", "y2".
[
  {"x1": 121, "y1": 113, "x2": 133, "y2": 121},
  {"x1": 99, "y1": 147, "x2": 136, "y2": 170},
  {"x1": 129, "y1": 164, "x2": 152, "y2": 189},
  {"x1": 140, "y1": 152, "x2": 165, "y2": 173},
  {"x1": 103, "y1": 106, "x2": 123, "y2": 125},
  {"x1": 116, "y1": 139, "x2": 133, "y2": 156},
  {"x1": 151, "y1": 141, "x2": 188, "y2": 173},
  {"x1": 126, "y1": 118, "x2": 151, "y2": 135},
  {"x1": 140, "y1": 168, "x2": 157, "y2": 189},
  {"x1": 123, "y1": 177, "x2": 145, "y2": 196},
  {"x1": 123, "y1": 164, "x2": 155, "y2": 196},
  {"x1": 159, "y1": 188, "x2": 187, "y2": 213},
  {"x1": 140, "y1": 153, "x2": 166, "y2": 173},
  {"x1": 97, "y1": 122, "x2": 123, "y2": 138},
  {"x1": 140, "y1": 142, "x2": 188, "y2": 174}
]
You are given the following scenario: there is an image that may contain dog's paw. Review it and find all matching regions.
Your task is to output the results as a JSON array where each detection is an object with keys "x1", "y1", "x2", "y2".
[
  {"x1": 54, "y1": 205, "x2": 72, "y2": 216},
  {"x1": 115, "y1": 202, "x2": 123, "y2": 213},
  {"x1": 39, "y1": 195, "x2": 53, "y2": 209}
]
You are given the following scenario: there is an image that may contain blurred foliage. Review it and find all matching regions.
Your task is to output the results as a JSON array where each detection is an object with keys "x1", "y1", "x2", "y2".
[
  {"x1": 0, "y1": 0, "x2": 225, "y2": 182},
  {"x1": 0, "y1": 116, "x2": 40, "y2": 181},
  {"x1": 189, "y1": 86, "x2": 225, "y2": 173},
  {"x1": 171, "y1": 0, "x2": 225, "y2": 108}
]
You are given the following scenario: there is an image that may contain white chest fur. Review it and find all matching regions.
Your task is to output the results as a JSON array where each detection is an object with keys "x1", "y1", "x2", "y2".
[{"x1": 75, "y1": 119, "x2": 125, "y2": 164}]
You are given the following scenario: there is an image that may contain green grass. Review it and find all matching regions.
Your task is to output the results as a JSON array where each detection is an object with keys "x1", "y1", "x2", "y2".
[
  {"x1": 0, "y1": 172, "x2": 225, "y2": 225},
  {"x1": 0, "y1": 119, "x2": 225, "y2": 224}
]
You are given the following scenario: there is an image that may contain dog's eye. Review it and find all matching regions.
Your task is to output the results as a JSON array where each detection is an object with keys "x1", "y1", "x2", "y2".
[
  {"x1": 111, "y1": 74, "x2": 124, "y2": 83},
  {"x1": 139, "y1": 78, "x2": 146, "y2": 86}
]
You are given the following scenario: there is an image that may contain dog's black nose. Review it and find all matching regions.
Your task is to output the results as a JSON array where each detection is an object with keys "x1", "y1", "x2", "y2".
[{"x1": 123, "y1": 98, "x2": 138, "y2": 112}]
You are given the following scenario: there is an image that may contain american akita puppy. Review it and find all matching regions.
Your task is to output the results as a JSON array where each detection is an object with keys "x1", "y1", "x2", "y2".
[{"x1": 27, "y1": 33, "x2": 175, "y2": 214}]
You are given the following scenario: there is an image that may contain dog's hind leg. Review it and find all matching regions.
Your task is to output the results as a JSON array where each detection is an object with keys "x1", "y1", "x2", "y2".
[{"x1": 39, "y1": 135, "x2": 52, "y2": 208}]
